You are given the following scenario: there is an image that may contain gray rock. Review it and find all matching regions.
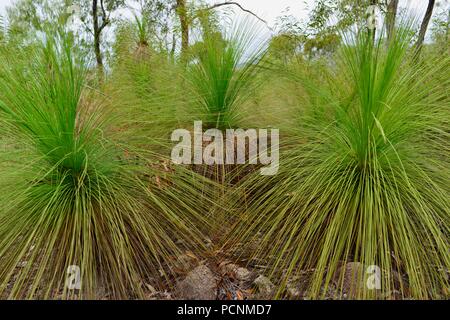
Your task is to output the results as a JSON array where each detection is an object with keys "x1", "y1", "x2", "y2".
[
  {"x1": 219, "y1": 262, "x2": 238, "y2": 275},
  {"x1": 220, "y1": 263, "x2": 251, "y2": 279},
  {"x1": 176, "y1": 265, "x2": 217, "y2": 300},
  {"x1": 253, "y1": 275, "x2": 275, "y2": 298},
  {"x1": 235, "y1": 267, "x2": 252, "y2": 282}
]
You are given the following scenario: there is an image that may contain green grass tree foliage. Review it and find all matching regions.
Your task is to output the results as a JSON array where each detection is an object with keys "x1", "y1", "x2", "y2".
[
  {"x1": 0, "y1": 33, "x2": 213, "y2": 299},
  {"x1": 109, "y1": 14, "x2": 185, "y2": 154},
  {"x1": 225, "y1": 26, "x2": 450, "y2": 299},
  {"x1": 187, "y1": 20, "x2": 268, "y2": 130}
]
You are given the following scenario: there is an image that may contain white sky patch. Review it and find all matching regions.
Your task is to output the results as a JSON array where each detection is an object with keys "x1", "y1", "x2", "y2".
[
  {"x1": 0, "y1": 1, "x2": 442, "y2": 23},
  {"x1": 0, "y1": 0, "x2": 12, "y2": 16},
  {"x1": 0, "y1": 0, "x2": 448, "y2": 45},
  {"x1": 202, "y1": 0, "x2": 437, "y2": 29}
]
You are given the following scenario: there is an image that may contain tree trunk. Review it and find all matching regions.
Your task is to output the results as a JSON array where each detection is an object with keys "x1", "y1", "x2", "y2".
[
  {"x1": 415, "y1": 0, "x2": 436, "y2": 52},
  {"x1": 176, "y1": 0, "x2": 189, "y2": 58},
  {"x1": 386, "y1": 0, "x2": 398, "y2": 44},
  {"x1": 92, "y1": 0, "x2": 103, "y2": 74},
  {"x1": 170, "y1": 33, "x2": 176, "y2": 61}
]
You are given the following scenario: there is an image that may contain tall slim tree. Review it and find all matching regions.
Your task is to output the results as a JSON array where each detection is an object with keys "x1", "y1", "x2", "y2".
[
  {"x1": 386, "y1": 0, "x2": 398, "y2": 43},
  {"x1": 176, "y1": 0, "x2": 189, "y2": 57},
  {"x1": 92, "y1": 0, "x2": 105, "y2": 70},
  {"x1": 416, "y1": 0, "x2": 436, "y2": 52},
  {"x1": 75, "y1": 0, "x2": 125, "y2": 73}
]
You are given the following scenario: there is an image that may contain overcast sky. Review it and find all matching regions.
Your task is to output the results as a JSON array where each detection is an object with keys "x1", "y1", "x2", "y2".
[{"x1": 0, "y1": 0, "x2": 446, "y2": 29}]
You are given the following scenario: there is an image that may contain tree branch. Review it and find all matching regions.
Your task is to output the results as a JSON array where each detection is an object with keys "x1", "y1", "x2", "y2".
[
  {"x1": 99, "y1": 0, "x2": 110, "y2": 32},
  {"x1": 204, "y1": 1, "x2": 269, "y2": 27},
  {"x1": 100, "y1": 0, "x2": 107, "y2": 21},
  {"x1": 82, "y1": 20, "x2": 95, "y2": 36}
]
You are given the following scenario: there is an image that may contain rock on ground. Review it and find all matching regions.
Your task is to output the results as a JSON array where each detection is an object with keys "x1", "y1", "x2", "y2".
[
  {"x1": 253, "y1": 275, "x2": 275, "y2": 299},
  {"x1": 176, "y1": 265, "x2": 217, "y2": 300}
]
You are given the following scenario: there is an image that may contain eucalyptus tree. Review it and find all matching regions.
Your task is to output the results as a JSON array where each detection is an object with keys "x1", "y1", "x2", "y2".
[{"x1": 73, "y1": 0, "x2": 126, "y2": 74}]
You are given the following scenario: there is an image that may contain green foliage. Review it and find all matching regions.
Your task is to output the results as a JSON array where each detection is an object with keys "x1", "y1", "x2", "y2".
[
  {"x1": 133, "y1": 12, "x2": 150, "y2": 47},
  {"x1": 0, "y1": 32, "x2": 213, "y2": 299},
  {"x1": 0, "y1": 1, "x2": 449, "y2": 301},
  {"x1": 225, "y1": 27, "x2": 450, "y2": 299},
  {"x1": 128, "y1": 1, "x2": 175, "y2": 54},
  {"x1": 6, "y1": 0, "x2": 72, "y2": 42},
  {"x1": 267, "y1": 33, "x2": 304, "y2": 64},
  {"x1": 187, "y1": 20, "x2": 267, "y2": 130},
  {"x1": 110, "y1": 17, "x2": 184, "y2": 153},
  {"x1": 430, "y1": 7, "x2": 450, "y2": 52}
]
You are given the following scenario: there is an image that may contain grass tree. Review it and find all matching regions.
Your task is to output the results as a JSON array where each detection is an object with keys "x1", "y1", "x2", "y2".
[
  {"x1": 224, "y1": 26, "x2": 450, "y2": 299},
  {"x1": 0, "y1": 32, "x2": 213, "y2": 299},
  {"x1": 187, "y1": 20, "x2": 267, "y2": 130},
  {"x1": 107, "y1": 13, "x2": 186, "y2": 154}
]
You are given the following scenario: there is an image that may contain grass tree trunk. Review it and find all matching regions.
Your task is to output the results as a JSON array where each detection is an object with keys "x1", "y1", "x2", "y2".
[{"x1": 415, "y1": 0, "x2": 436, "y2": 53}]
